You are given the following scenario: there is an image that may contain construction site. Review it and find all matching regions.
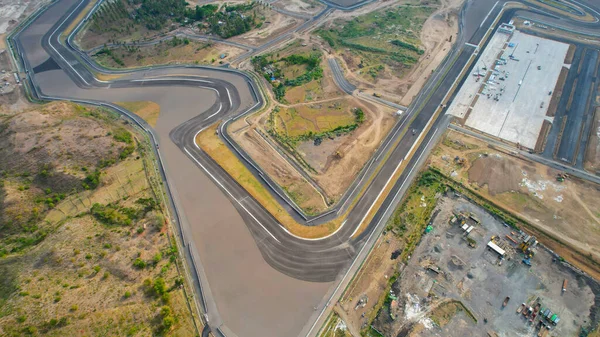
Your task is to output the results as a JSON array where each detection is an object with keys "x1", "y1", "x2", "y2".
[{"x1": 368, "y1": 193, "x2": 600, "y2": 337}]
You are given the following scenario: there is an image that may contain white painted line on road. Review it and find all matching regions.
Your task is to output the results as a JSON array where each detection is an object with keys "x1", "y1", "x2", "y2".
[
  {"x1": 184, "y1": 147, "x2": 280, "y2": 243},
  {"x1": 130, "y1": 78, "x2": 213, "y2": 83},
  {"x1": 481, "y1": 1, "x2": 499, "y2": 28},
  {"x1": 203, "y1": 102, "x2": 222, "y2": 121},
  {"x1": 225, "y1": 87, "x2": 233, "y2": 108},
  {"x1": 465, "y1": 42, "x2": 479, "y2": 48},
  {"x1": 404, "y1": 107, "x2": 437, "y2": 161},
  {"x1": 48, "y1": 0, "x2": 89, "y2": 86},
  {"x1": 349, "y1": 167, "x2": 399, "y2": 238}
]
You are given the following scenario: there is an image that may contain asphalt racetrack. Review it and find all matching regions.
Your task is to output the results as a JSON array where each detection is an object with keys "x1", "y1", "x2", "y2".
[{"x1": 10, "y1": 0, "x2": 600, "y2": 336}]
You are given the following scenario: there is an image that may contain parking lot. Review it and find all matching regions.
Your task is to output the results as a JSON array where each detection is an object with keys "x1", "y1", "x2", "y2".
[
  {"x1": 448, "y1": 28, "x2": 570, "y2": 149},
  {"x1": 377, "y1": 194, "x2": 600, "y2": 336}
]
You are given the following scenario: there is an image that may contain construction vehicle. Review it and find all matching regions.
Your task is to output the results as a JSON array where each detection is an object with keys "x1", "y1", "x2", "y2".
[
  {"x1": 503, "y1": 296, "x2": 510, "y2": 307},
  {"x1": 454, "y1": 156, "x2": 466, "y2": 166},
  {"x1": 517, "y1": 303, "x2": 525, "y2": 314},
  {"x1": 522, "y1": 258, "x2": 532, "y2": 266},
  {"x1": 556, "y1": 172, "x2": 568, "y2": 182},
  {"x1": 373, "y1": 92, "x2": 382, "y2": 98}
]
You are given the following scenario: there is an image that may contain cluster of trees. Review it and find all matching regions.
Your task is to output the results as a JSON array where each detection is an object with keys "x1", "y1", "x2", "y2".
[
  {"x1": 95, "y1": 47, "x2": 125, "y2": 67},
  {"x1": 190, "y1": 3, "x2": 259, "y2": 38},
  {"x1": 251, "y1": 53, "x2": 324, "y2": 102},
  {"x1": 134, "y1": 0, "x2": 189, "y2": 30},
  {"x1": 90, "y1": 0, "x2": 261, "y2": 39}
]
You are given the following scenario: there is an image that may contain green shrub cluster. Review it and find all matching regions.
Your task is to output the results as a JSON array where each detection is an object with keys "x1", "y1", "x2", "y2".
[
  {"x1": 82, "y1": 169, "x2": 101, "y2": 190},
  {"x1": 390, "y1": 40, "x2": 424, "y2": 54},
  {"x1": 252, "y1": 53, "x2": 324, "y2": 102},
  {"x1": 91, "y1": 203, "x2": 133, "y2": 226}
]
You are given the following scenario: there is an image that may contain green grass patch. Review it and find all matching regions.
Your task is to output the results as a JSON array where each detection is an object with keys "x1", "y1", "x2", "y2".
[
  {"x1": 252, "y1": 53, "x2": 324, "y2": 102},
  {"x1": 316, "y1": 4, "x2": 434, "y2": 80}
]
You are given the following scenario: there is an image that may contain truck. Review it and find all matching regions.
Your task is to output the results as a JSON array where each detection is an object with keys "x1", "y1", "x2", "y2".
[
  {"x1": 503, "y1": 297, "x2": 510, "y2": 307},
  {"x1": 517, "y1": 303, "x2": 525, "y2": 314},
  {"x1": 562, "y1": 279, "x2": 568, "y2": 292}
]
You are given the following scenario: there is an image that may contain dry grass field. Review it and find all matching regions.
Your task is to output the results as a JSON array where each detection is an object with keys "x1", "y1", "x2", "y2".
[{"x1": 0, "y1": 102, "x2": 199, "y2": 336}]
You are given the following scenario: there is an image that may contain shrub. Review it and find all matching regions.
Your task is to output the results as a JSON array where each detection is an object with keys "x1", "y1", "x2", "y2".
[
  {"x1": 153, "y1": 277, "x2": 166, "y2": 295},
  {"x1": 112, "y1": 127, "x2": 133, "y2": 144},
  {"x1": 83, "y1": 170, "x2": 101, "y2": 189},
  {"x1": 133, "y1": 258, "x2": 146, "y2": 269},
  {"x1": 91, "y1": 203, "x2": 133, "y2": 226}
]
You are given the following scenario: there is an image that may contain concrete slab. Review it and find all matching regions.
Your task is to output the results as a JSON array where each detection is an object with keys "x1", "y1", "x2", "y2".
[{"x1": 449, "y1": 30, "x2": 570, "y2": 149}]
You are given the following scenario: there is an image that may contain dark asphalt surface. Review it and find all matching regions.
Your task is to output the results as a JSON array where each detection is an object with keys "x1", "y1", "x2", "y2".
[
  {"x1": 556, "y1": 48, "x2": 599, "y2": 164},
  {"x1": 10, "y1": 0, "x2": 600, "y2": 335}
]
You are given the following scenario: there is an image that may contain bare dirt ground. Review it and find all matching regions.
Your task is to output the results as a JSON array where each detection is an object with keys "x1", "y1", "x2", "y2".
[
  {"x1": 93, "y1": 40, "x2": 245, "y2": 68},
  {"x1": 309, "y1": 98, "x2": 395, "y2": 199},
  {"x1": 430, "y1": 129, "x2": 600, "y2": 270},
  {"x1": 317, "y1": 0, "x2": 463, "y2": 106},
  {"x1": 585, "y1": 107, "x2": 600, "y2": 173},
  {"x1": 381, "y1": 195, "x2": 600, "y2": 337},
  {"x1": 337, "y1": 232, "x2": 402, "y2": 333},
  {"x1": 0, "y1": 0, "x2": 51, "y2": 48},
  {"x1": 229, "y1": 9, "x2": 301, "y2": 47},
  {"x1": 233, "y1": 95, "x2": 395, "y2": 205},
  {"x1": 272, "y1": 0, "x2": 325, "y2": 16},
  {"x1": 229, "y1": 124, "x2": 329, "y2": 214}
]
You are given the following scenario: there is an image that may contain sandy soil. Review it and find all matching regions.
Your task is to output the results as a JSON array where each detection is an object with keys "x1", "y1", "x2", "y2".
[
  {"x1": 229, "y1": 8, "x2": 301, "y2": 47},
  {"x1": 429, "y1": 129, "x2": 600, "y2": 261},
  {"x1": 309, "y1": 98, "x2": 395, "y2": 198},
  {"x1": 273, "y1": 0, "x2": 325, "y2": 15},
  {"x1": 231, "y1": 40, "x2": 397, "y2": 207},
  {"x1": 114, "y1": 100, "x2": 160, "y2": 127},
  {"x1": 337, "y1": 232, "x2": 402, "y2": 334},
  {"x1": 0, "y1": 0, "x2": 50, "y2": 35},
  {"x1": 230, "y1": 124, "x2": 329, "y2": 214}
]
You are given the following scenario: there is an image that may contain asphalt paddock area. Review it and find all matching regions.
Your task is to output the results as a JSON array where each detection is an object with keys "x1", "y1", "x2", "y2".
[
  {"x1": 449, "y1": 29, "x2": 569, "y2": 149},
  {"x1": 386, "y1": 195, "x2": 600, "y2": 336}
]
